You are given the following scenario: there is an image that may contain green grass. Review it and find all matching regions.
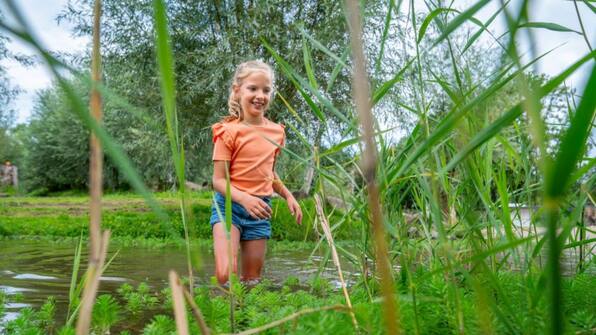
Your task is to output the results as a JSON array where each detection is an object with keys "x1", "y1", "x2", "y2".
[{"x1": 0, "y1": 194, "x2": 358, "y2": 241}]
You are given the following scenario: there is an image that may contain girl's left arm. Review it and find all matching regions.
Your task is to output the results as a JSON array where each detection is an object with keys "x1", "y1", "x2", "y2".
[{"x1": 273, "y1": 171, "x2": 302, "y2": 225}]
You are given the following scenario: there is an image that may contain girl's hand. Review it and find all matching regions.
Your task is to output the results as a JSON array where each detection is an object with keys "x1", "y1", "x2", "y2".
[
  {"x1": 287, "y1": 196, "x2": 303, "y2": 225},
  {"x1": 241, "y1": 195, "x2": 272, "y2": 220}
]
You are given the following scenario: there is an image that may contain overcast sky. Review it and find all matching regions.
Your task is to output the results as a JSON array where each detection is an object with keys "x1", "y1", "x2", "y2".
[{"x1": 0, "y1": 0, "x2": 594, "y2": 124}]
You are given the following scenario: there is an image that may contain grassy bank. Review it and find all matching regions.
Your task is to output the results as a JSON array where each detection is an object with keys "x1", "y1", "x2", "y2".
[{"x1": 0, "y1": 193, "x2": 357, "y2": 241}]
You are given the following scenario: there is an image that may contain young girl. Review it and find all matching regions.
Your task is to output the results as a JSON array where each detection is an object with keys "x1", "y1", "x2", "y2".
[{"x1": 210, "y1": 60, "x2": 302, "y2": 285}]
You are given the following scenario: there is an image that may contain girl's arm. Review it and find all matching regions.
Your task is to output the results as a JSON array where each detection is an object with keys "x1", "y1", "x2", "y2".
[
  {"x1": 272, "y1": 171, "x2": 303, "y2": 225},
  {"x1": 212, "y1": 160, "x2": 272, "y2": 219}
]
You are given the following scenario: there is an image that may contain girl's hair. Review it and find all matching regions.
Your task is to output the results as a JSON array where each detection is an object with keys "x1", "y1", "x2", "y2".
[{"x1": 225, "y1": 60, "x2": 275, "y2": 122}]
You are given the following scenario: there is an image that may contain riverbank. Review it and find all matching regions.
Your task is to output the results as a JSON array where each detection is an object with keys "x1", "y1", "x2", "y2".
[{"x1": 0, "y1": 193, "x2": 358, "y2": 241}]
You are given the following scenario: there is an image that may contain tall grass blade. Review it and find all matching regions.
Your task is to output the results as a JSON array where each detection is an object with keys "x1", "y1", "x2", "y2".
[
  {"x1": 224, "y1": 162, "x2": 235, "y2": 332},
  {"x1": 169, "y1": 271, "x2": 190, "y2": 335},
  {"x1": 152, "y1": 0, "x2": 195, "y2": 290},
  {"x1": 326, "y1": 47, "x2": 350, "y2": 91},
  {"x1": 545, "y1": 64, "x2": 596, "y2": 197},
  {"x1": 542, "y1": 64, "x2": 596, "y2": 335},
  {"x1": 373, "y1": 57, "x2": 416, "y2": 104},
  {"x1": 67, "y1": 233, "x2": 84, "y2": 321},
  {"x1": 298, "y1": 26, "x2": 348, "y2": 68},
  {"x1": 417, "y1": 8, "x2": 458, "y2": 44},
  {"x1": 76, "y1": 230, "x2": 110, "y2": 335},
  {"x1": 346, "y1": 0, "x2": 400, "y2": 333},
  {"x1": 88, "y1": 0, "x2": 103, "y2": 262},
  {"x1": 314, "y1": 194, "x2": 358, "y2": 330},
  {"x1": 583, "y1": 0, "x2": 596, "y2": 14},
  {"x1": 375, "y1": 0, "x2": 396, "y2": 72},
  {"x1": 462, "y1": 1, "x2": 509, "y2": 54},
  {"x1": 433, "y1": 0, "x2": 491, "y2": 47},
  {"x1": 302, "y1": 39, "x2": 319, "y2": 90},
  {"x1": 519, "y1": 22, "x2": 580, "y2": 34},
  {"x1": 78, "y1": 2, "x2": 104, "y2": 333}
]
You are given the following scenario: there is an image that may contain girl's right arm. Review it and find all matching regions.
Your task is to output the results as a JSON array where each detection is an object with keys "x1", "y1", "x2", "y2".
[{"x1": 212, "y1": 160, "x2": 272, "y2": 219}]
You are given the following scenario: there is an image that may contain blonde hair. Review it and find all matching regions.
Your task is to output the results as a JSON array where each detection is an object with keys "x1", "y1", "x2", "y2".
[{"x1": 225, "y1": 60, "x2": 275, "y2": 122}]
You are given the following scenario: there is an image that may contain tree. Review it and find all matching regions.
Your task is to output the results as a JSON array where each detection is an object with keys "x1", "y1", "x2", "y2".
[
  {"x1": 23, "y1": 80, "x2": 90, "y2": 191},
  {"x1": 52, "y1": 0, "x2": 353, "y2": 191}
]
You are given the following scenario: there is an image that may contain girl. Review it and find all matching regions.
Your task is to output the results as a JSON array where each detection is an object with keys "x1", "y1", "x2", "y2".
[{"x1": 210, "y1": 60, "x2": 302, "y2": 285}]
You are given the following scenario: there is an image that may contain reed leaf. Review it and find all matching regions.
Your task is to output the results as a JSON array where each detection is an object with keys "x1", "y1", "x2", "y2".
[
  {"x1": 545, "y1": 64, "x2": 596, "y2": 198},
  {"x1": 418, "y1": 7, "x2": 458, "y2": 43},
  {"x1": 433, "y1": 0, "x2": 491, "y2": 47},
  {"x1": 152, "y1": 0, "x2": 195, "y2": 291},
  {"x1": 375, "y1": 0, "x2": 397, "y2": 72},
  {"x1": 462, "y1": 0, "x2": 509, "y2": 54},
  {"x1": 298, "y1": 26, "x2": 348, "y2": 68},
  {"x1": 519, "y1": 22, "x2": 580, "y2": 34}
]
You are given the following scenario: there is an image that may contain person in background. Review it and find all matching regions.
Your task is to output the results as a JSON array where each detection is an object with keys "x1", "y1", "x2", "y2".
[{"x1": 0, "y1": 160, "x2": 18, "y2": 193}]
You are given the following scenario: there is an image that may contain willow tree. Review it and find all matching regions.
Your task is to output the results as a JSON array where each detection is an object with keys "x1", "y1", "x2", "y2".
[{"x1": 58, "y1": 0, "x2": 354, "y2": 192}]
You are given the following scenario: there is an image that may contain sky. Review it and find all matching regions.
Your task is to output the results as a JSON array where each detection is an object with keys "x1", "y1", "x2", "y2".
[
  {"x1": 0, "y1": 0, "x2": 88, "y2": 124},
  {"x1": 0, "y1": 0, "x2": 594, "y2": 125}
]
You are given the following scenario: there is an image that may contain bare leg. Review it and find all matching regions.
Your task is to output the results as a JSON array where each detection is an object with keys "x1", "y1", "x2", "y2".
[
  {"x1": 212, "y1": 223, "x2": 241, "y2": 285},
  {"x1": 240, "y1": 239, "x2": 267, "y2": 281}
]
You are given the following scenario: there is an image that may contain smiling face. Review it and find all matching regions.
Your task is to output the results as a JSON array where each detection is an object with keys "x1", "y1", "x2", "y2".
[{"x1": 233, "y1": 71, "x2": 273, "y2": 124}]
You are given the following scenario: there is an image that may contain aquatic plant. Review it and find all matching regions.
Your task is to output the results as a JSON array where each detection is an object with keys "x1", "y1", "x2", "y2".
[
  {"x1": 117, "y1": 283, "x2": 159, "y2": 316},
  {"x1": 142, "y1": 315, "x2": 176, "y2": 335},
  {"x1": 91, "y1": 294, "x2": 122, "y2": 334}
]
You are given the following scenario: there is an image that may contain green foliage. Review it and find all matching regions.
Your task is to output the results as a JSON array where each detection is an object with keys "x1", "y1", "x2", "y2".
[
  {"x1": 92, "y1": 294, "x2": 122, "y2": 334},
  {"x1": 117, "y1": 282, "x2": 160, "y2": 316},
  {"x1": 142, "y1": 315, "x2": 176, "y2": 335},
  {"x1": 1, "y1": 270, "x2": 594, "y2": 334},
  {"x1": 0, "y1": 195, "x2": 359, "y2": 241}
]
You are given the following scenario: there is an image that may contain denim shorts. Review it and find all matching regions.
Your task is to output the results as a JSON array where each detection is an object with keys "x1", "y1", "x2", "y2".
[{"x1": 210, "y1": 192, "x2": 272, "y2": 240}]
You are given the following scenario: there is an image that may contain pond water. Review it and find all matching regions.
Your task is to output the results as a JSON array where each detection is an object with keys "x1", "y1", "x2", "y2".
[
  {"x1": 0, "y1": 239, "x2": 358, "y2": 329},
  {"x1": 1, "y1": 237, "x2": 593, "y2": 332}
]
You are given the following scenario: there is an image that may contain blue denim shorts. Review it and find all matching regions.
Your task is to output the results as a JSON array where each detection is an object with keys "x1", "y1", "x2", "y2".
[{"x1": 210, "y1": 192, "x2": 272, "y2": 240}]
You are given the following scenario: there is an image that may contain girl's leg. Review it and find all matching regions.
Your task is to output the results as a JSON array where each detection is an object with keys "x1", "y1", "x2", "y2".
[
  {"x1": 240, "y1": 239, "x2": 267, "y2": 281},
  {"x1": 212, "y1": 222, "x2": 241, "y2": 285}
]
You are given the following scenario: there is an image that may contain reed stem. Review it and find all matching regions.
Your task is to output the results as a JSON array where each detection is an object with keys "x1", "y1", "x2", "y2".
[
  {"x1": 345, "y1": 0, "x2": 400, "y2": 333},
  {"x1": 76, "y1": 1, "x2": 104, "y2": 333},
  {"x1": 314, "y1": 194, "x2": 358, "y2": 331},
  {"x1": 169, "y1": 271, "x2": 190, "y2": 335}
]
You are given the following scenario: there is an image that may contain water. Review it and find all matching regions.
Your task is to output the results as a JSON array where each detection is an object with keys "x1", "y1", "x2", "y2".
[
  {"x1": 0, "y1": 239, "x2": 356, "y2": 329},
  {"x1": 1, "y1": 237, "x2": 592, "y2": 332}
]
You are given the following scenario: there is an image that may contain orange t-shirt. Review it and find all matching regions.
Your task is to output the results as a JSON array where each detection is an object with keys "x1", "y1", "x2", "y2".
[{"x1": 212, "y1": 118, "x2": 285, "y2": 196}]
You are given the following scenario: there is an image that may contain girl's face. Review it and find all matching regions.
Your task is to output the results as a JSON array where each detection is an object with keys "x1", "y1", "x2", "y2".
[{"x1": 234, "y1": 71, "x2": 273, "y2": 122}]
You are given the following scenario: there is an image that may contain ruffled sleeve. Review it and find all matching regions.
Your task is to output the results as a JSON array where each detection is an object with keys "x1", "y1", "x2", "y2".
[
  {"x1": 212, "y1": 122, "x2": 235, "y2": 160},
  {"x1": 212, "y1": 123, "x2": 235, "y2": 149}
]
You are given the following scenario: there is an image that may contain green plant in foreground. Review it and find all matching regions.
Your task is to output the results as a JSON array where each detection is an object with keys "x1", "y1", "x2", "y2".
[
  {"x1": 142, "y1": 315, "x2": 176, "y2": 335},
  {"x1": 91, "y1": 294, "x2": 122, "y2": 334},
  {"x1": 117, "y1": 282, "x2": 159, "y2": 316}
]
